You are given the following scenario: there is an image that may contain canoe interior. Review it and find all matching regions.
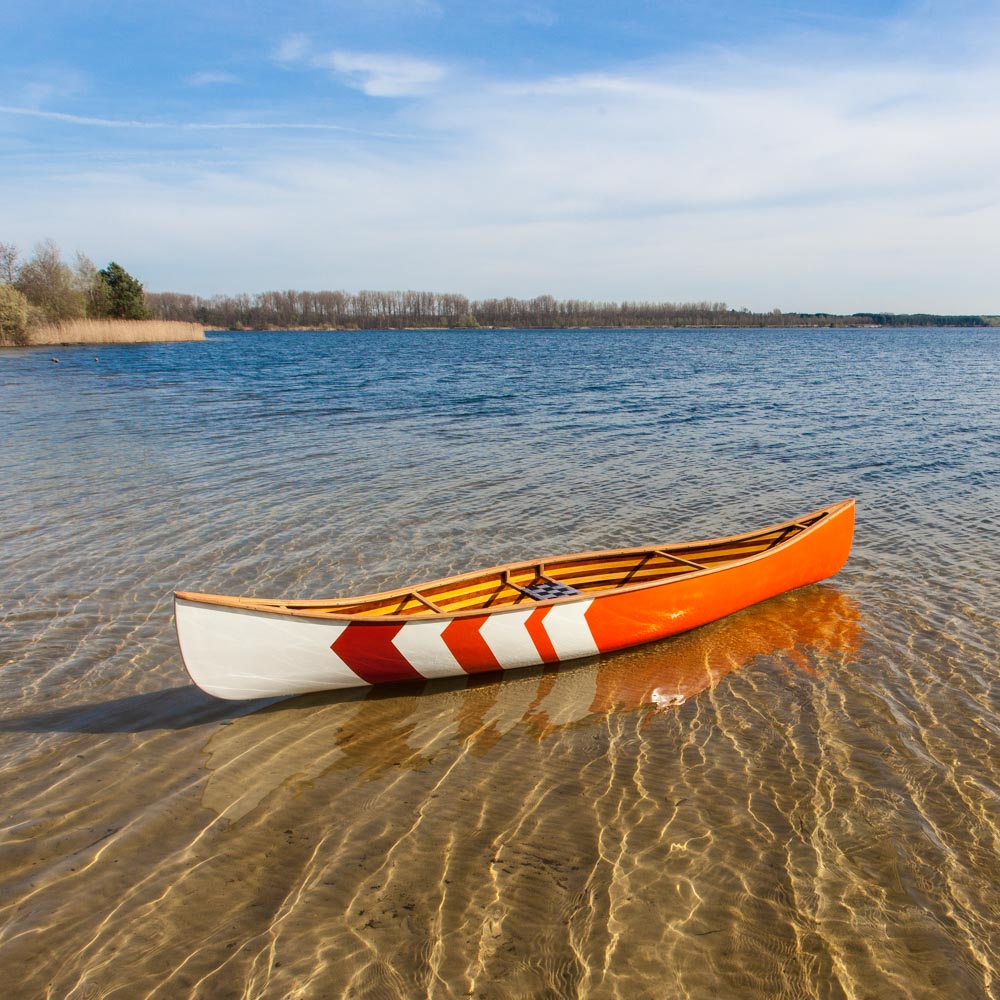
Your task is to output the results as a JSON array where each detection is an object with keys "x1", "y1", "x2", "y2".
[{"x1": 243, "y1": 511, "x2": 829, "y2": 619}]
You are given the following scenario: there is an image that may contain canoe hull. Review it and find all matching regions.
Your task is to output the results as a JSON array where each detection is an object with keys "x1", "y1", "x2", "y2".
[{"x1": 175, "y1": 500, "x2": 854, "y2": 700}]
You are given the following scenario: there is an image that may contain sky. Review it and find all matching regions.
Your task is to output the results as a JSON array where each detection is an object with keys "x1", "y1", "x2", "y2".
[{"x1": 1, "y1": 0, "x2": 999, "y2": 312}]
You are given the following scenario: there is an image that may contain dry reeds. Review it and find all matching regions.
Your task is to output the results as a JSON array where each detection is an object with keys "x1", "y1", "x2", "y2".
[{"x1": 26, "y1": 319, "x2": 205, "y2": 345}]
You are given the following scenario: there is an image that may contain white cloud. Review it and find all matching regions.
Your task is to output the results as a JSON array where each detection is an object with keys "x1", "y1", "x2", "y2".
[
  {"x1": 7, "y1": 126, "x2": 997, "y2": 313},
  {"x1": 315, "y1": 49, "x2": 447, "y2": 97},
  {"x1": 422, "y1": 52, "x2": 1000, "y2": 227},
  {"x1": 273, "y1": 34, "x2": 447, "y2": 97},
  {"x1": 5, "y1": 16, "x2": 1000, "y2": 312}
]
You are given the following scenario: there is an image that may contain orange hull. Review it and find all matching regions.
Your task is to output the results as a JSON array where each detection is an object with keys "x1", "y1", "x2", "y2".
[
  {"x1": 175, "y1": 500, "x2": 855, "y2": 699},
  {"x1": 585, "y1": 501, "x2": 855, "y2": 652}
]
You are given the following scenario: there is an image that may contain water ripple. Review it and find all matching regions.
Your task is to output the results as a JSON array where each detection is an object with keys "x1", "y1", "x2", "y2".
[{"x1": 0, "y1": 328, "x2": 997, "y2": 998}]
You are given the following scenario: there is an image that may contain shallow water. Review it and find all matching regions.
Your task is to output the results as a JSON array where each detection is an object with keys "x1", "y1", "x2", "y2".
[{"x1": 0, "y1": 328, "x2": 997, "y2": 999}]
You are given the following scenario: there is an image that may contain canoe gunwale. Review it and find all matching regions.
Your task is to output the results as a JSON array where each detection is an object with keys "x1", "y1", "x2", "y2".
[{"x1": 174, "y1": 499, "x2": 854, "y2": 623}]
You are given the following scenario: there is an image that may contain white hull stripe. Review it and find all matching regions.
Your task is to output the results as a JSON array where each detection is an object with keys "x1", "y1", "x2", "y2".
[
  {"x1": 478, "y1": 607, "x2": 545, "y2": 669},
  {"x1": 392, "y1": 618, "x2": 465, "y2": 679},
  {"x1": 540, "y1": 599, "x2": 599, "y2": 659}
]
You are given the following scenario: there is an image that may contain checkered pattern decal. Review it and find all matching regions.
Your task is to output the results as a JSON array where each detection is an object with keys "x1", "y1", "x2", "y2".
[{"x1": 522, "y1": 581, "x2": 582, "y2": 601}]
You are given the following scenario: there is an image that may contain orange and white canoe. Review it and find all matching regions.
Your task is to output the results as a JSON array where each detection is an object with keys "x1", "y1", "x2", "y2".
[{"x1": 174, "y1": 499, "x2": 855, "y2": 700}]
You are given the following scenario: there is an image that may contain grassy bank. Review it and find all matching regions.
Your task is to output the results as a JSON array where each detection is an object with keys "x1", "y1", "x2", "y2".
[{"x1": 17, "y1": 319, "x2": 205, "y2": 346}]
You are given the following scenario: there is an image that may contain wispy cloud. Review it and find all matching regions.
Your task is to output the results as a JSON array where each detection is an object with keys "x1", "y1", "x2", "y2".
[
  {"x1": 274, "y1": 34, "x2": 447, "y2": 97},
  {"x1": 275, "y1": 34, "x2": 311, "y2": 63},
  {"x1": 4, "y1": 8, "x2": 1000, "y2": 311},
  {"x1": 16, "y1": 67, "x2": 90, "y2": 109},
  {"x1": 0, "y1": 104, "x2": 416, "y2": 138},
  {"x1": 184, "y1": 70, "x2": 240, "y2": 87},
  {"x1": 317, "y1": 49, "x2": 447, "y2": 96}
]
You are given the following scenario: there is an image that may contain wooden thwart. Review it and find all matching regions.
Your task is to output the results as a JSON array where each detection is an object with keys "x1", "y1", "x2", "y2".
[
  {"x1": 654, "y1": 550, "x2": 708, "y2": 570},
  {"x1": 409, "y1": 590, "x2": 445, "y2": 613}
]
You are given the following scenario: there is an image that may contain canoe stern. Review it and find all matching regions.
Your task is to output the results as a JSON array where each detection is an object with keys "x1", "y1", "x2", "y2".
[{"x1": 174, "y1": 596, "x2": 368, "y2": 699}]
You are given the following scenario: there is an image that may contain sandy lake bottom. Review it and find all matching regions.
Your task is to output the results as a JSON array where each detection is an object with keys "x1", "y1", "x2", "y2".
[{"x1": 1, "y1": 327, "x2": 997, "y2": 999}]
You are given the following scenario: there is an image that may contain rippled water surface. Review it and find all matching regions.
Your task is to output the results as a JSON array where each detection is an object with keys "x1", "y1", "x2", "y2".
[{"x1": 1, "y1": 328, "x2": 997, "y2": 999}]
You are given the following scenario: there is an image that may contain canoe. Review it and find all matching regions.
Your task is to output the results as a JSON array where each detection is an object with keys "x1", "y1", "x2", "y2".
[{"x1": 174, "y1": 499, "x2": 855, "y2": 700}]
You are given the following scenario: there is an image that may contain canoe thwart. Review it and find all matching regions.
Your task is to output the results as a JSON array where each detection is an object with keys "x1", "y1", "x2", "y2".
[{"x1": 653, "y1": 550, "x2": 709, "y2": 570}]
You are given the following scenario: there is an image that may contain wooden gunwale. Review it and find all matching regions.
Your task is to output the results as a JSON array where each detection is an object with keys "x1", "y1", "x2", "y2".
[{"x1": 174, "y1": 500, "x2": 851, "y2": 622}]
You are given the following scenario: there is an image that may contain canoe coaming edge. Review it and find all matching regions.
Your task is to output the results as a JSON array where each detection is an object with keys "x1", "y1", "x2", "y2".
[{"x1": 175, "y1": 499, "x2": 855, "y2": 622}]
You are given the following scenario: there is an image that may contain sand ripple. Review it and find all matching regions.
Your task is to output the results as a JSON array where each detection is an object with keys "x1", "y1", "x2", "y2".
[{"x1": 1, "y1": 328, "x2": 997, "y2": 998}]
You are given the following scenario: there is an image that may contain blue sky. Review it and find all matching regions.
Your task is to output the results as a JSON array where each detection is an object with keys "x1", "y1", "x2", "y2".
[{"x1": 2, "y1": 0, "x2": 999, "y2": 311}]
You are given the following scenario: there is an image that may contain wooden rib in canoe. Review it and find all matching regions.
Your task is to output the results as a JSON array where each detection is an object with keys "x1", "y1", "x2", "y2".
[{"x1": 174, "y1": 499, "x2": 855, "y2": 700}]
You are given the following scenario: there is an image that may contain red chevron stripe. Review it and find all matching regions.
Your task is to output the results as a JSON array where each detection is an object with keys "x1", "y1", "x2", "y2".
[
  {"x1": 331, "y1": 622, "x2": 424, "y2": 685},
  {"x1": 441, "y1": 615, "x2": 502, "y2": 674},
  {"x1": 524, "y1": 607, "x2": 559, "y2": 664}
]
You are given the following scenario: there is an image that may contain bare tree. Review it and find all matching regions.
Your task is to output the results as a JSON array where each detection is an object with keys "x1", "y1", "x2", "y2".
[
  {"x1": 0, "y1": 242, "x2": 19, "y2": 284},
  {"x1": 73, "y1": 252, "x2": 106, "y2": 316},
  {"x1": 15, "y1": 239, "x2": 86, "y2": 323}
]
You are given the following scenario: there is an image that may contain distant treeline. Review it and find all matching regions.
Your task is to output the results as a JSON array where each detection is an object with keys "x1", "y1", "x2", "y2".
[{"x1": 146, "y1": 289, "x2": 991, "y2": 330}]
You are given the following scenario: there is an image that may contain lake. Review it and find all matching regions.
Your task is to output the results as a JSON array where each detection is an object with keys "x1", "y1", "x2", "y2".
[{"x1": 1, "y1": 327, "x2": 997, "y2": 999}]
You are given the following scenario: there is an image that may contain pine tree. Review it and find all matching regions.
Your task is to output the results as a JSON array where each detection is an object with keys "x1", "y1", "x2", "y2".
[{"x1": 96, "y1": 262, "x2": 149, "y2": 320}]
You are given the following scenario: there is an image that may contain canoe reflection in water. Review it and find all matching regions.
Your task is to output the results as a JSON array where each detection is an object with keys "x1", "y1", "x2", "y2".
[
  {"x1": 588, "y1": 583, "x2": 861, "y2": 715},
  {"x1": 199, "y1": 585, "x2": 862, "y2": 821}
]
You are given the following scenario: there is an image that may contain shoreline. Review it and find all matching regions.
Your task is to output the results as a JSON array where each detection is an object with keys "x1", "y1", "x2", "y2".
[
  {"x1": 202, "y1": 322, "x2": 989, "y2": 332},
  {"x1": 5, "y1": 320, "x2": 992, "y2": 345},
  {"x1": 1, "y1": 319, "x2": 205, "y2": 347}
]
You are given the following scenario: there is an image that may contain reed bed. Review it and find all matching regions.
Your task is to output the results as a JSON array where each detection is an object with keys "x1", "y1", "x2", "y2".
[{"x1": 26, "y1": 319, "x2": 205, "y2": 345}]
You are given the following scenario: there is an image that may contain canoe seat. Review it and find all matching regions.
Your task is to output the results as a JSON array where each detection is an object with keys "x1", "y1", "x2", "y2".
[{"x1": 522, "y1": 581, "x2": 581, "y2": 601}]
